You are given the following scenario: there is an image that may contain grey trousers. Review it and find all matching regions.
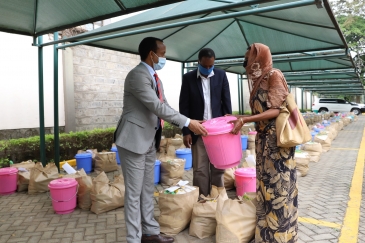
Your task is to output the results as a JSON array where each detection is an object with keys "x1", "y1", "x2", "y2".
[
  {"x1": 191, "y1": 137, "x2": 225, "y2": 197},
  {"x1": 117, "y1": 143, "x2": 160, "y2": 243}
]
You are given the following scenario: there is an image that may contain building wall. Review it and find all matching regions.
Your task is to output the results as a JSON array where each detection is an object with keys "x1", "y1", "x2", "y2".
[
  {"x1": 68, "y1": 45, "x2": 140, "y2": 131},
  {"x1": 0, "y1": 32, "x2": 65, "y2": 136}
]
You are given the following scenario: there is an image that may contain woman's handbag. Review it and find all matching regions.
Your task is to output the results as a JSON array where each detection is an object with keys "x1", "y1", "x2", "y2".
[{"x1": 276, "y1": 93, "x2": 311, "y2": 147}]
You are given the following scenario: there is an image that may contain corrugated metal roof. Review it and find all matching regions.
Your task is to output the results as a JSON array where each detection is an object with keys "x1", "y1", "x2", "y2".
[{"x1": 0, "y1": 0, "x2": 185, "y2": 36}]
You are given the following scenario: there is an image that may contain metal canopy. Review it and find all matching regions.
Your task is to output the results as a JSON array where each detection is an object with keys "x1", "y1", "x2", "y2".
[
  {"x1": 54, "y1": 0, "x2": 362, "y2": 94},
  {"x1": 64, "y1": 0, "x2": 348, "y2": 63},
  {"x1": 0, "y1": 0, "x2": 184, "y2": 36}
]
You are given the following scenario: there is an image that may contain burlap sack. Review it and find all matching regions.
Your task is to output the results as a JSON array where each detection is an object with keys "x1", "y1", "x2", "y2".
[
  {"x1": 28, "y1": 162, "x2": 59, "y2": 194},
  {"x1": 63, "y1": 168, "x2": 93, "y2": 210},
  {"x1": 302, "y1": 142, "x2": 322, "y2": 153},
  {"x1": 17, "y1": 171, "x2": 31, "y2": 192},
  {"x1": 247, "y1": 141, "x2": 255, "y2": 150},
  {"x1": 343, "y1": 117, "x2": 351, "y2": 126},
  {"x1": 302, "y1": 142, "x2": 322, "y2": 163},
  {"x1": 159, "y1": 186, "x2": 199, "y2": 235},
  {"x1": 90, "y1": 172, "x2": 125, "y2": 214},
  {"x1": 240, "y1": 123, "x2": 255, "y2": 135},
  {"x1": 248, "y1": 134, "x2": 256, "y2": 142},
  {"x1": 326, "y1": 127, "x2": 338, "y2": 140},
  {"x1": 189, "y1": 187, "x2": 228, "y2": 239},
  {"x1": 170, "y1": 138, "x2": 183, "y2": 150},
  {"x1": 314, "y1": 135, "x2": 331, "y2": 152},
  {"x1": 11, "y1": 160, "x2": 35, "y2": 170},
  {"x1": 338, "y1": 120, "x2": 344, "y2": 130},
  {"x1": 160, "y1": 158, "x2": 185, "y2": 186},
  {"x1": 223, "y1": 167, "x2": 237, "y2": 190},
  {"x1": 216, "y1": 193, "x2": 257, "y2": 243},
  {"x1": 94, "y1": 152, "x2": 119, "y2": 174},
  {"x1": 11, "y1": 161, "x2": 35, "y2": 192},
  {"x1": 306, "y1": 151, "x2": 321, "y2": 163},
  {"x1": 295, "y1": 153, "x2": 310, "y2": 177}
]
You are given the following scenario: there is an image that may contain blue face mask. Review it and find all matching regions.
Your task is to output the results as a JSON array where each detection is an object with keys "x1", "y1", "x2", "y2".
[
  {"x1": 152, "y1": 52, "x2": 166, "y2": 70},
  {"x1": 198, "y1": 63, "x2": 214, "y2": 76}
]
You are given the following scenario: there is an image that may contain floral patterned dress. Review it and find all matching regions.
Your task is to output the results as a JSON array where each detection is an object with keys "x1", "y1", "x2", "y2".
[{"x1": 251, "y1": 70, "x2": 298, "y2": 243}]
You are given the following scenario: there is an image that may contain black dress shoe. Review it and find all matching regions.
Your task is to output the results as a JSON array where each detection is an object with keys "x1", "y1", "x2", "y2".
[{"x1": 141, "y1": 234, "x2": 174, "y2": 243}]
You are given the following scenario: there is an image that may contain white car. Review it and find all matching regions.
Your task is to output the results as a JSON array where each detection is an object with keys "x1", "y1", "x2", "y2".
[{"x1": 312, "y1": 98, "x2": 364, "y2": 115}]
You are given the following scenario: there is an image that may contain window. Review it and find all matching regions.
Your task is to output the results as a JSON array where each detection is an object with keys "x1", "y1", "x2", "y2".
[{"x1": 319, "y1": 99, "x2": 337, "y2": 103}]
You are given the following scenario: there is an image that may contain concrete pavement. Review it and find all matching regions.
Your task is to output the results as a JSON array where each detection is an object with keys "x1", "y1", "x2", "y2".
[{"x1": 0, "y1": 116, "x2": 364, "y2": 243}]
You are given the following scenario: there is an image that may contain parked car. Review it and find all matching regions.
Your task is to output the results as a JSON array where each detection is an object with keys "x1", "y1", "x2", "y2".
[{"x1": 312, "y1": 98, "x2": 365, "y2": 115}]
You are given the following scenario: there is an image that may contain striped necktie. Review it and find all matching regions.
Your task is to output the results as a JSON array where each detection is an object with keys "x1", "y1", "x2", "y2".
[{"x1": 154, "y1": 73, "x2": 164, "y2": 128}]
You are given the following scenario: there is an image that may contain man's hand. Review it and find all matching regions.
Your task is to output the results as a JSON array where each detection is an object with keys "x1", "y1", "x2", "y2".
[
  {"x1": 188, "y1": 119, "x2": 208, "y2": 136},
  {"x1": 183, "y1": 134, "x2": 192, "y2": 148}
]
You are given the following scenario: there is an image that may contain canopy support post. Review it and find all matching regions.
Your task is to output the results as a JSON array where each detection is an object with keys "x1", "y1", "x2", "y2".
[
  {"x1": 240, "y1": 74, "x2": 245, "y2": 114},
  {"x1": 38, "y1": 36, "x2": 46, "y2": 166},
  {"x1": 54, "y1": 32, "x2": 60, "y2": 171},
  {"x1": 237, "y1": 75, "x2": 241, "y2": 114}
]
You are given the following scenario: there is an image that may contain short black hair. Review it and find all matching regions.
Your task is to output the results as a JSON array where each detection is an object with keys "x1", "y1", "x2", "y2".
[
  {"x1": 138, "y1": 37, "x2": 164, "y2": 60},
  {"x1": 198, "y1": 48, "x2": 215, "y2": 60}
]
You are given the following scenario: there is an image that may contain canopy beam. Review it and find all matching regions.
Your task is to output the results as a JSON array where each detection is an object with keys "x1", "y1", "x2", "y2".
[
  {"x1": 54, "y1": 0, "x2": 317, "y2": 50},
  {"x1": 40, "y1": 0, "x2": 277, "y2": 47}
]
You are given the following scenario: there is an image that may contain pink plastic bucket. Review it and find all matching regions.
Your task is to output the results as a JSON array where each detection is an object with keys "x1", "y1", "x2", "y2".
[
  {"x1": 202, "y1": 116, "x2": 242, "y2": 169},
  {"x1": 0, "y1": 167, "x2": 18, "y2": 195},
  {"x1": 234, "y1": 168, "x2": 256, "y2": 196},
  {"x1": 48, "y1": 178, "x2": 78, "y2": 214}
]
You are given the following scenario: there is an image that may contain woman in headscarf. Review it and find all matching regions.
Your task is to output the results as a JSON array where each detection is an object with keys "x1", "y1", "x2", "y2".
[{"x1": 229, "y1": 43, "x2": 298, "y2": 243}]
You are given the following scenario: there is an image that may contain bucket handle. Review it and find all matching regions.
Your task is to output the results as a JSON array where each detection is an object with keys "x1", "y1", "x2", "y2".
[{"x1": 48, "y1": 185, "x2": 79, "y2": 202}]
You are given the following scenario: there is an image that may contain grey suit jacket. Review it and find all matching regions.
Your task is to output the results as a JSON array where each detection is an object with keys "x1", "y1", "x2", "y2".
[{"x1": 114, "y1": 63, "x2": 187, "y2": 154}]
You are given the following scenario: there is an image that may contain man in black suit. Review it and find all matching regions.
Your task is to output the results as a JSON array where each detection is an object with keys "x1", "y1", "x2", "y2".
[{"x1": 179, "y1": 48, "x2": 232, "y2": 196}]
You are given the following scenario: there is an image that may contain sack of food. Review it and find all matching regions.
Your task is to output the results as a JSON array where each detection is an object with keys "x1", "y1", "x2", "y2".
[
  {"x1": 94, "y1": 152, "x2": 119, "y2": 174},
  {"x1": 28, "y1": 162, "x2": 59, "y2": 194},
  {"x1": 63, "y1": 168, "x2": 93, "y2": 210},
  {"x1": 342, "y1": 117, "x2": 351, "y2": 126},
  {"x1": 160, "y1": 158, "x2": 185, "y2": 186},
  {"x1": 11, "y1": 161, "x2": 35, "y2": 192},
  {"x1": 189, "y1": 187, "x2": 228, "y2": 239},
  {"x1": 11, "y1": 160, "x2": 35, "y2": 170},
  {"x1": 90, "y1": 172, "x2": 125, "y2": 214},
  {"x1": 302, "y1": 142, "x2": 322, "y2": 163},
  {"x1": 216, "y1": 193, "x2": 256, "y2": 243},
  {"x1": 295, "y1": 152, "x2": 310, "y2": 177},
  {"x1": 314, "y1": 134, "x2": 331, "y2": 152},
  {"x1": 159, "y1": 185, "x2": 199, "y2": 235},
  {"x1": 223, "y1": 167, "x2": 237, "y2": 190}
]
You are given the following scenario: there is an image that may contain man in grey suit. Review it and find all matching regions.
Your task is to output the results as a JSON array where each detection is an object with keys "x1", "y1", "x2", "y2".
[{"x1": 114, "y1": 37, "x2": 207, "y2": 243}]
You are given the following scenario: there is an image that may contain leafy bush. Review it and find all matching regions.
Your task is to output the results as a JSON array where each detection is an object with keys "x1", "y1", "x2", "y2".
[
  {"x1": 0, "y1": 158, "x2": 11, "y2": 168},
  {"x1": 0, "y1": 128, "x2": 115, "y2": 163},
  {"x1": 0, "y1": 125, "x2": 183, "y2": 163}
]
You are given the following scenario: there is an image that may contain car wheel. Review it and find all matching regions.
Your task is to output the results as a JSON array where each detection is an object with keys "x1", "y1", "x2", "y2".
[
  {"x1": 318, "y1": 108, "x2": 328, "y2": 113},
  {"x1": 351, "y1": 108, "x2": 360, "y2": 115}
]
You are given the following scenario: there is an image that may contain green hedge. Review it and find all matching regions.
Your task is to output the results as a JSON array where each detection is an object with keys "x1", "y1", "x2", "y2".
[
  {"x1": 0, "y1": 122, "x2": 183, "y2": 163},
  {"x1": 0, "y1": 128, "x2": 115, "y2": 163}
]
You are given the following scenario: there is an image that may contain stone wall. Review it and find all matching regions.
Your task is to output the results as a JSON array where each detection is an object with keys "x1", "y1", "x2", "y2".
[
  {"x1": 0, "y1": 127, "x2": 65, "y2": 141},
  {"x1": 71, "y1": 45, "x2": 140, "y2": 131}
]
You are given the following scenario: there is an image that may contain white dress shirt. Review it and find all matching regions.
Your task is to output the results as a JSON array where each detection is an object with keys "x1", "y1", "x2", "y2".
[
  {"x1": 141, "y1": 62, "x2": 190, "y2": 127},
  {"x1": 197, "y1": 69, "x2": 215, "y2": 120}
]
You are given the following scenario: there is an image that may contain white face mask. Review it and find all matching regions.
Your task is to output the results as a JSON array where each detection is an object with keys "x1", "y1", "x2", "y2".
[{"x1": 152, "y1": 52, "x2": 166, "y2": 70}]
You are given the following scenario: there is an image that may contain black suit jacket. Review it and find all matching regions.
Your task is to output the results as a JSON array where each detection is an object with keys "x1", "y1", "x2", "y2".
[{"x1": 179, "y1": 68, "x2": 232, "y2": 145}]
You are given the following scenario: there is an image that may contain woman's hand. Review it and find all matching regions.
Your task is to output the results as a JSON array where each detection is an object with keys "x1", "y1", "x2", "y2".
[{"x1": 228, "y1": 117, "x2": 245, "y2": 135}]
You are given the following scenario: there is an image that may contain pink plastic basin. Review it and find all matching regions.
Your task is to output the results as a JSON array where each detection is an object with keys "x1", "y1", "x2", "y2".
[
  {"x1": 202, "y1": 116, "x2": 242, "y2": 169},
  {"x1": 48, "y1": 178, "x2": 78, "y2": 214},
  {"x1": 0, "y1": 167, "x2": 18, "y2": 195},
  {"x1": 234, "y1": 168, "x2": 256, "y2": 196}
]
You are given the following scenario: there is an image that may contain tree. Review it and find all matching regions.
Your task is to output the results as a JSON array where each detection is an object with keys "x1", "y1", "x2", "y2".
[{"x1": 330, "y1": 0, "x2": 365, "y2": 100}]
